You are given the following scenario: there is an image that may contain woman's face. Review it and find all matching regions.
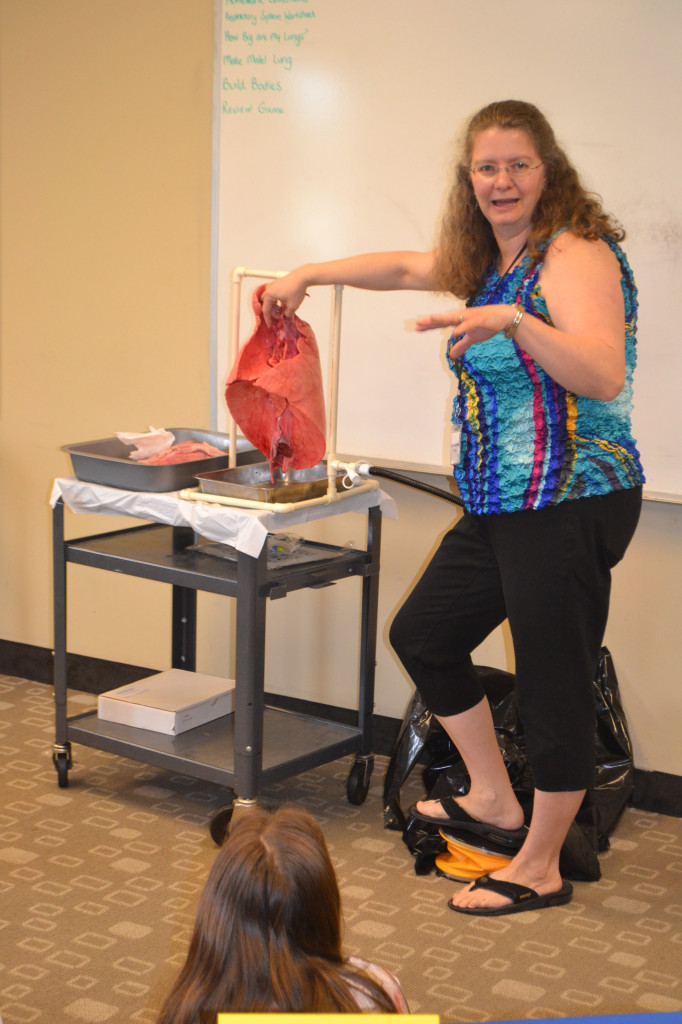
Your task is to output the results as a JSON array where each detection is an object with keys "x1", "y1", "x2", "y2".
[{"x1": 469, "y1": 127, "x2": 546, "y2": 241}]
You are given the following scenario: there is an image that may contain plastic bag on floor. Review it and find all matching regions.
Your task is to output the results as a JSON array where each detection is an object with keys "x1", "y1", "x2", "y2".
[{"x1": 383, "y1": 647, "x2": 633, "y2": 881}]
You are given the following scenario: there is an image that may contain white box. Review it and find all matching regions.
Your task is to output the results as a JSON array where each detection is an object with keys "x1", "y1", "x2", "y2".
[{"x1": 97, "y1": 669, "x2": 234, "y2": 735}]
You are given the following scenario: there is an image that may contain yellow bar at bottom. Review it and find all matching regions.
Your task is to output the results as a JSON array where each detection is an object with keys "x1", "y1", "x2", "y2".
[{"x1": 218, "y1": 1017, "x2": 439, "y2": 1024}]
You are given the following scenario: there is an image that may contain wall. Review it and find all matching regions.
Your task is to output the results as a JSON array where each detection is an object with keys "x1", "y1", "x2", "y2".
[
  {"x1": 0, "y1": 0, "x2": 680, "y2": 778},
  {"x1": 0, "y1": 0, "x2": 216, "y2": 669}
]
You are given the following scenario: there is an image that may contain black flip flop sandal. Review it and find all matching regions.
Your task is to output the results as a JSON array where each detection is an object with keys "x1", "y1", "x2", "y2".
[
  {"x1": 409, "y1": 794, "x2": 528, "y2": 848},
  {"x1": 448, "y1": 874, "x2": 573, "y2": 916}
]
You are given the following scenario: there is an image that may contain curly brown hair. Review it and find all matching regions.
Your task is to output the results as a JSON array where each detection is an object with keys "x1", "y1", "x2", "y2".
[{"x1": 433, "y1": 99, "x2": 625, "y2": 299}]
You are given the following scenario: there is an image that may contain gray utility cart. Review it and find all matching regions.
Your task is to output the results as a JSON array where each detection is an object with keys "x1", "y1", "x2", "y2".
[{"x1": 51, "y1": 494, "x2": 382, "y2": 840}]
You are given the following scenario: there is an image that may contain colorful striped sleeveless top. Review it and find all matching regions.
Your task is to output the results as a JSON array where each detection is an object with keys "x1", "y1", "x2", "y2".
[{"x1": 448, "y1": 233, "x2": 645, "y2": 514}]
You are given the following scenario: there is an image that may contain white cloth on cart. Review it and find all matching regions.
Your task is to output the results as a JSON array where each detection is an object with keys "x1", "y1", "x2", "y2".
[{"x1": 50, "y1": 477, "x2": 397, "y2": 558}]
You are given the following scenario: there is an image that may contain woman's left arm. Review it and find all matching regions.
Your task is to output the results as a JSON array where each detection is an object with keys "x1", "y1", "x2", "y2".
[
  {"x1": 515, "y1": 233, "x2": 626, "y2": 400},
  {"x1": 417, "y1": 234, "x2": 626, "y2": 401}
]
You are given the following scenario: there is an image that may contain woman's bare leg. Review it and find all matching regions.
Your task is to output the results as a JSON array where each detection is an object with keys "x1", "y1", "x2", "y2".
[
  {"x1": 412, "y1": 696, "x2": 583, "y2": 910},
  {"x1": 415, "y1": 696, "x2": 525, "y2": 830},
  {"x1": 450, "y1": 788, "x2": 585, "y2": 909}
]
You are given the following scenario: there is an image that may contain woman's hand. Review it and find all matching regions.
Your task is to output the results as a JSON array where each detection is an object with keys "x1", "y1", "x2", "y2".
[
  {"x1": 415, "y1": 304, "x2": 517, "y2": 358},
  {"x1": 261, "y1": 270, "x2": 310, "y2": 327},
  {"x1": 418, "y1": 234, "x2": 627, "y2": 402}
]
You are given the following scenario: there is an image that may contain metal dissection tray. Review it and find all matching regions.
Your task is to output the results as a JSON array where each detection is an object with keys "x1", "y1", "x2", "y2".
[
  {"x1": 62, "y1": 428, "x2": 261, "y2": 492},
  {"x1": 196, "y1": 462, "x2": 346, "y2": 504}
]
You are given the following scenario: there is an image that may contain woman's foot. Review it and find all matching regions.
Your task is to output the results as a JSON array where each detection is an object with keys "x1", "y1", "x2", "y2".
[
  {"x1": 449, "y1": 858, "x2": 565, "y2": 912},
  {"x1": 415, "y1": 791, "x2": 525, "y2": 833}
]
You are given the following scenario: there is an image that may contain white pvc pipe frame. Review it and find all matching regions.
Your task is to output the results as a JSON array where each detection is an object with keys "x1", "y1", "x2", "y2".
[{"x1": 227, "y1": 267, "x2": 373, "y2": 507}]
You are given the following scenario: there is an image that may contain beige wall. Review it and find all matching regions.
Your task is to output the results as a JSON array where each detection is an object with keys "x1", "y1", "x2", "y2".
[
  {"x1": 1, "y1": 1, "x2": 680, "y2": 777},
  {"x1": 0, "y1": 0, "x2": 215, "y2": 654}
]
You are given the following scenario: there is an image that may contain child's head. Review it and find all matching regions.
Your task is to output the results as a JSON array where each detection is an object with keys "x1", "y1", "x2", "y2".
[
  {"x1": 157, "y1": 805, "x2": 376, "y2": 1020},
  {"x1": 199, "y1": 805, "x2": 343, "y2": 962}
]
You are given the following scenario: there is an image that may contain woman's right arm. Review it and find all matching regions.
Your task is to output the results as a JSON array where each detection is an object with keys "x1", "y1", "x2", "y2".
[{"x1": 261, "y1": 250, "x2": 436, "y2": 325}]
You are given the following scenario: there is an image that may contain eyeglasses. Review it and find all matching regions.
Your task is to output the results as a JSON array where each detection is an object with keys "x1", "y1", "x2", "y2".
[{"x1": 470, "y1": 161, "x2": 543, "y2": 180}]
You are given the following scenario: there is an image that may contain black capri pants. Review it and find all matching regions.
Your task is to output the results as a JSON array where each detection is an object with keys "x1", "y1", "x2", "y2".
[{"x1": 389, "y1": 487, "x2": 642, "y2": 792}]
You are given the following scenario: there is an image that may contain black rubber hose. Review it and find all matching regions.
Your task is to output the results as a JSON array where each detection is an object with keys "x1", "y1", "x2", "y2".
[{"x1": 367, "y1": 465, "x2": 465, "y2": 508}]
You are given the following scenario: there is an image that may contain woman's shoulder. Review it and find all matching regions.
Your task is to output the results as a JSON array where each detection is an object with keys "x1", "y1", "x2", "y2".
[{"x1": 542, "y1": 230, "x2": 624, "y2": 278}]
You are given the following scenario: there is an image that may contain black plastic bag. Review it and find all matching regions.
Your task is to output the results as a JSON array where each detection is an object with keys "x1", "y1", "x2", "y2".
[{"x1": 383, "y1": 647, "x2": 633, "y2": 881}]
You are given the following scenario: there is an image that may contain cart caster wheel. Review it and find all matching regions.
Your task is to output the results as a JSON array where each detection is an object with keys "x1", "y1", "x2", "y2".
[
  {"x1": 209, "y1": 797, "x2": 261, "y2": 846},
  {"x1": 52, "y1": 746, "x2": 72, "y2": 789},
  {"x1": 209, "y1": 804, "x2": 234, "y2": 847},
  {"x1": 347, "y1": 753, "x2": 374, "y2": 805}
]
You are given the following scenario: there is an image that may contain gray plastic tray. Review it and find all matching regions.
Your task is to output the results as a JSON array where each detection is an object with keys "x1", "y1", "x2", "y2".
[{"x1": 62, "y1": 428, "x2": 261, "y2": 492}]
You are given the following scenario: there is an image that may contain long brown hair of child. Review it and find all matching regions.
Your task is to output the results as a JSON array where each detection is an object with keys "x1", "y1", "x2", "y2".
[{"x1": 156, "y1": 805, "x2": 397, "y2": 1022}]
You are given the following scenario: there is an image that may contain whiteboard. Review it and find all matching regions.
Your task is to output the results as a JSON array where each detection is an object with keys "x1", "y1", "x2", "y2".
[{"x1": 212, "y1": 0, "x2": 682, "y2": 497}]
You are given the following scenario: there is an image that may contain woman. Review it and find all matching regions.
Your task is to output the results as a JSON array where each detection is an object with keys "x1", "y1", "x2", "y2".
[
  {"x1": 261, "y1": 100, "x2": 644, "y2": 916},
  {"x1": 156, "y1": 806, "x2": 408, "y2": 1020}
]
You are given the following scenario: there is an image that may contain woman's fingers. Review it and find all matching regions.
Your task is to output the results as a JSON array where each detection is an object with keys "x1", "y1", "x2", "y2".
[
  {"x1": 260, "y1": 289, "x2": 279, "y2": 327},
  {"x1": 415, "y1": 310, "x2": 464, "y2": 332},
  {"x1": 261, "y1": 277, "x2": 309, "y2": 326},
  {"x1": 261, "y1": 288, "x2": 293, "y2": 327}
]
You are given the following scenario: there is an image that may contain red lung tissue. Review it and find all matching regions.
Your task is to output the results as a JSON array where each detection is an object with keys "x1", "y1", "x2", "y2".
[
  {"x1": 225, "y1": 284, "x2": 326, "y2": 475},
  {"x1": 137, "y1": 441, "x2": 223, "y2": 465}
]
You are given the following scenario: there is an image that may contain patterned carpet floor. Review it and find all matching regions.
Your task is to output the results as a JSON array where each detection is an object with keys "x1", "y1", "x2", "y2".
[{"x1": 1, "y1": 674, "x2": 681, "y2": 1023}]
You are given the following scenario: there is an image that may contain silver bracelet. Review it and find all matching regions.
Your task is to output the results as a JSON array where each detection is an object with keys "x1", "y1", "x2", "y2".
[{"x1": 504, "y1": 304, "x2": 524, "y2": 339}]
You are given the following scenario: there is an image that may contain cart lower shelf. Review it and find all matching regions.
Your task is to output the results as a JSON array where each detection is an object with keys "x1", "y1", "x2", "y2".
[{"x1": 62, "y1": 705, "x2": 363, "y2": 788}]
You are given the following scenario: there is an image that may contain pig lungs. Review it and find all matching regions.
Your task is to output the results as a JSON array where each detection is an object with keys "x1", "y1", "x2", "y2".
[{"x1": 225, "y1": 284, "x2": 326, "y2": 474}]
